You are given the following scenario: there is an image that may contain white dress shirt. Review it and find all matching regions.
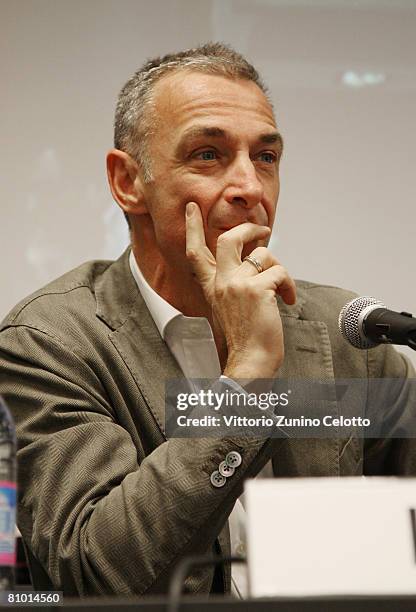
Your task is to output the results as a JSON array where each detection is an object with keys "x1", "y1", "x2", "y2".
[{"x1": 129, "y1": 250, "x2": 270, "y2": 597}]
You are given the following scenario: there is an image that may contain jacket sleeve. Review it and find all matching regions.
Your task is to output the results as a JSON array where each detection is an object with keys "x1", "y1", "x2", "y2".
[
  {"x1": 0, "y1": 324, "x2": 275, "y2": 596},
  {"x1": 364, "y1": 343, "x2": 416, "y2": 475}
]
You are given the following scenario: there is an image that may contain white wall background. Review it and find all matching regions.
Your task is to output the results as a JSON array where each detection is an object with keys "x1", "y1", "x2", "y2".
[{"x1": 1, "y1": 0, "x2": 415, "y2": 366}]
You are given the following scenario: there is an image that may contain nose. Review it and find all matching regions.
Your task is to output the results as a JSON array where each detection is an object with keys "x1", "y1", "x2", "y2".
[{"x1": 223, "y1": 152, "x2": 264, "y2": 209}]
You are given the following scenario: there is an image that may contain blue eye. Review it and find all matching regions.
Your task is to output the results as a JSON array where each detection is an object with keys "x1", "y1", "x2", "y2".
[
  {"x1": 259, "y1": 152, "x2": 276, "y2": 164},
  {"x1": 197, "y1": 150, "x2": 217, "y2": 160}
]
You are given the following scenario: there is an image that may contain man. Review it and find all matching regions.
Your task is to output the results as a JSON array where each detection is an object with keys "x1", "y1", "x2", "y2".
[{"x1": 0, "y1": 43, "x2": 414, "y2": 598}]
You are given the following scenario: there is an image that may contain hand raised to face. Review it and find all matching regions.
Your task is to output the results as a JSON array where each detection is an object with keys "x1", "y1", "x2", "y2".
[{"x1": 185, "y1": 201, "x2": 296, "y2": 379}]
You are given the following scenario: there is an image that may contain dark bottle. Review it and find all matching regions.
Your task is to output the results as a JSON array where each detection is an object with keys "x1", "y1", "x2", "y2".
[{"x1": 0, "y1": 396, "x2": 16, "y2": 591}]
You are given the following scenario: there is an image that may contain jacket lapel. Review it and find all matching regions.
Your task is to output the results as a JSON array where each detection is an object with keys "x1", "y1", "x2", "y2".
[{"x1": 95, "y1": 248, "x2": 182, "y2": 440}]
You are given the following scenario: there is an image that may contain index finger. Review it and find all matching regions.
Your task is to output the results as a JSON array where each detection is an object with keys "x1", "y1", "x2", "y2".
[
  {"x1": 185, "y1": 202, "x2": 217, "y2": 286},
  {"x1": 185, "y1": 202, "x2": 208, "y2": 253}
]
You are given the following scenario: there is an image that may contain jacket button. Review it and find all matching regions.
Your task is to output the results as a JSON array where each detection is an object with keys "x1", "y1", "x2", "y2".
[
  {"x1": 219, "y1": 460, "x2": 235, "y2": 478},
  {"x1": 210, "y1": 470, "x2": 226, "y2": 488},
  {"x1": 225, "y1": 451, "x2": 242, "y2": 468}
]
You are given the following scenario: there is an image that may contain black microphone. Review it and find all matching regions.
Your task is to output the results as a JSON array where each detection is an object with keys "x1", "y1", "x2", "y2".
[{"x1": 338, "y1": 296, "x2": 416, "y2": 351}]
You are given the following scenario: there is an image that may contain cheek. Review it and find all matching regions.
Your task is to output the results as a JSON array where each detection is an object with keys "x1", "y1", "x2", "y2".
[
  {"x1": 173, "y1": 177, "x2": 222, "y2": 230},
  {"x1": 154, "y1": 209, "x2": 185, "y2": 247},
  {"x1": 267, "y1": 203, "x2": 277, "y2": 228},
  {"x1": 183, "y1": 173, "x2": 220, "y2": 202},
  {"x1": 264, "y1": 186, "x2": 279, "y2": 227},
  {"x1": 145, "y1": 195, "x2": 185, "y2": 250},
  {"x1": 147, "y1": 173, "x2": 224, "y2": 255}
]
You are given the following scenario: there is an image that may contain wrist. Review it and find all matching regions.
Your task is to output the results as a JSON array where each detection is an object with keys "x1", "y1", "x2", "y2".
[{"x1": 224, "y1": 349, "x2": 283, "y2": 380}]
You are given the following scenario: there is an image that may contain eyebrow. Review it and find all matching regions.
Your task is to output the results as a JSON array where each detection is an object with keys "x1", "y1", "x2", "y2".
[{"x1": 177, "y1": 126, "x2": 284, "y2": 156}]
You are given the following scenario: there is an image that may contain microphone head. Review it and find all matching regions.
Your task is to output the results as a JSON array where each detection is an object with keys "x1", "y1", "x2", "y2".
[{"x1": 338, "y1": 296, "x2": 386, "y2": 349}]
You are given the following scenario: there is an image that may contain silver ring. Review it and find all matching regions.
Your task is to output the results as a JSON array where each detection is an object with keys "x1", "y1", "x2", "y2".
[{"x1": 243, "y1": 255, "x2": 263, "y2": 274}]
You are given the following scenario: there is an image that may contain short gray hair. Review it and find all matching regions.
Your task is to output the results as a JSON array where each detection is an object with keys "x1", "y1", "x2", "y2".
[{"x1": 114, "y1": 42, "x2": 271, "y2": 184}]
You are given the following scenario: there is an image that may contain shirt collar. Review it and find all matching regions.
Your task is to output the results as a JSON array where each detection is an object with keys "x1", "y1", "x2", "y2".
[{"x1": 129, "y1": 250, "x2": 182, "y2": 339}]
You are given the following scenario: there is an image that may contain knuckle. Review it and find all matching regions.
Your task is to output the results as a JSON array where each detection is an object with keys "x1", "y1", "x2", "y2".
[
  {"x1": 252, "y1": 246, "x2": 279, "y2": 267},
  {"x1": 255, "y1": 246, "x2": 269, "y2": 258},
  {"x1": 267, "y1": 290, "x2": 278, "y2": 303},
  {"x1": 271, "y1": 263, "x2": 286, "y2": 277},
  {"x1": 216, "y1": 233, "x2": 235, "y2": 248},
  {"x1": 186, "y1": 248, "x2": 198, "y2": 263},
  {"x1": 214, "y1": 287, "x2": 225, "y2": 303},
  {"x1": 216, "y1": 234, "x2": 228, "y2": 247},
  {"x1": 245, "y1": 283, "x2": 259, "y2": 299},
  {"x1": 214, "y1": 281, "x2": 225, "y2": 297},
  {"x1": 214, "y1": 285, "x2": 227, "y2": 304},
  {"x1": 225, "y1": 279, "x2": 243, "y2": 296}
]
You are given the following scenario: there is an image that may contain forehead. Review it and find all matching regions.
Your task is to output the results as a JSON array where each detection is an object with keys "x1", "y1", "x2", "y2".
[{"x1": 151, "y1": 70, "x2": 277, "y2": 139}]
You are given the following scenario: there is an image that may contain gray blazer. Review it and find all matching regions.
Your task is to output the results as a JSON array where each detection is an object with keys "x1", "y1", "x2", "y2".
[{"x1": 0, "y1": 248, "x2": 414, "y2": 597}]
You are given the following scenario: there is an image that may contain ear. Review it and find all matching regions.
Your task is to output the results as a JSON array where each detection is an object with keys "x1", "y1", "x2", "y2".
[{"x1": 106, "y1": 149, "x2": 148, "y2": 217}]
